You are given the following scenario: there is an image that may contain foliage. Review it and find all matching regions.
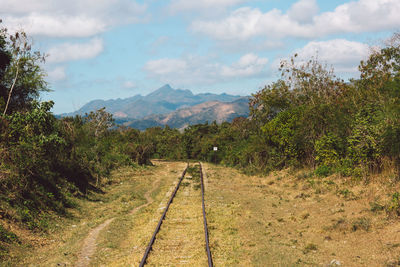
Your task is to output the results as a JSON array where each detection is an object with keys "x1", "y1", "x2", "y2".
[
  {"x1": 315, "y1": 133, "x2": 341, "y2": 167},
  {"x1": 0, "y1": 24, "x2": 154, "y2": 235},
  {"x1": 1, "y1": 101, "x2": 66, "y2": 229},
  {"x1": 0, "y1": 225, "x2": 18, "y2": 243},
  {"x1": 386, "y1": 192, "x2": 400, "y2": 217},
  {"x1": 2, "y1": 23, "x2": 400, "y2": 251},
  {"x1": 0, "y1": 27, "x2": 48, "y2": 115},
  {"x1": 314, "y1": 165, "x2": 332, "y2": 177},
  {"x1": 0, "y1": 104, "x2": 155, "y2": 234},
  {"x1": 84, "y1": 107, "x2": 114, "y2": 138},
  {"x1": 347, "y1": 105, "x2": 382, "y2": 170}
]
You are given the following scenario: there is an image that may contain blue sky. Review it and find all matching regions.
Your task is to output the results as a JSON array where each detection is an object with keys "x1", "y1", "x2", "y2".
[{"x1": 1, "y1": 0, "x2": 399, "y2": 113}]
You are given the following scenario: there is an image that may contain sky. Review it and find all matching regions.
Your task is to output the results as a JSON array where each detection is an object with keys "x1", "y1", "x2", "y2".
[{"x1": 0, "y1": 0, "x2": 399, "y2": 114}]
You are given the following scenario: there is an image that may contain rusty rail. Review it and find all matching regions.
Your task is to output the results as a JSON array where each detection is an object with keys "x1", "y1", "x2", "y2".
[
  {"x1": 199, "y1": 162, "x2": 214, "y2": 267},
  {"x1": 139, "y1": 162, "x2": 213, "y2": 266},
  {"x1": 139, "y1": 164, "x2": 188, "y2": 267}
]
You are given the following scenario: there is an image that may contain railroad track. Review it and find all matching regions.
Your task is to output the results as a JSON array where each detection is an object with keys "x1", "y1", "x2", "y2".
[{"x1": 139, "y1": 162, "x2": 213, "y2": 266}]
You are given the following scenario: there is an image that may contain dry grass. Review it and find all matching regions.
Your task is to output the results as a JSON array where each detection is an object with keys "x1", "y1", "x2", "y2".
[
  {"x1": 144, "y1": 165, "x2": 207, "y2": 266},
  {"x1": 3, "y1": 161, "x2": 186, "y2": 266},
  {"x1": 92, "y1": 162, "x2": 209, "y2": 266},
  {"x1": 6, "y1": 161, "x2": 400, "y2": 266},
  {"x1": 89, "y1": 161, "x2": 190, "y2": 266},
  {"x1": 203, "y1": 163, "x2": 400, "y2": 266}
]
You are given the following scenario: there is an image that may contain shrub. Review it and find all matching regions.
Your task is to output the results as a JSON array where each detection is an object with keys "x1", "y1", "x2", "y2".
[
  {"x1": 351, "y1": 217, "x2": 371, "y2": 231},
  {"x1": 303, "y1": 243, "x2": 318, "y2": 253},
  {"x1": 347, "y1": 105, "x2": 383, "y2": 170},
  {"x1": 386, "y1": 192, "x2": 400, "y2": 217},
  {"x1": 315, "y1": 133, "x2": 341, "y2": 167},
  {"x1": 315, "y1": 165, "x2": 332, "y2": 177},
  {"x1": 0, "y1": 225, "x2": 18, "y2": 243}
]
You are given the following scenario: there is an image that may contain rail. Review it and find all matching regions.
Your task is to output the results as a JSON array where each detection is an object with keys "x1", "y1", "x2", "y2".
[
  {"x1": 139, "y1": 162, "x2": 213, "y2": 266},
  {"x1": 199, "y1": 162, "x2": 214, "y2": 267},
  {"x1": 139, "y1": 164, "x2": 188, "y2": 267}
]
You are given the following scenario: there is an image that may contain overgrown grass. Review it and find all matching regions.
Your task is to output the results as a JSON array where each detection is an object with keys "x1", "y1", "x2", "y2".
[{"x1": 0, "y1": 164, "x2": 158, "y2": 265}]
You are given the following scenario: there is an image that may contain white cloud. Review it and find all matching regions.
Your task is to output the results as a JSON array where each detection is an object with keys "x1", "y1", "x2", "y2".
[
  {"x1": 281, "y1": 39, "x2": 372, "y2": 74},
  {"x1": 297, "y1": 39, "x2": 370, "y2": 67},
  {"x1": 47, "y1": 38, "x2": 104, "y2": 63},
  {"x1": 313, "y1": 0, "x2": 400, "y2": 35},
  {"x1": 191, "y1": 0, "x2": 400, "y2": 41},
  {"x1": 2, "y1": 14, "x2": 107, "y2": 38},
  {"x1": 0, "y1": 1, "x2": 147, "y2": 84},
  {"x1": 47, "y1": 66, "x2": 67, "y2": 81},
  {"x1": 191, "y1": 7, "x2": 314, "y2": 41},
  {"x1": 0, "y1": 0, "x2": 147, "y2": 37},
  {"x1": 169, "y1": 0, "x2": 246, "y2": 13},
  {"x1": 288, "y1": 0, "x2": 319, "y2": 24},
  {"x1": 299, "y1": 39, "x2": 371, "y2": 73},
  {"x1": 221, "y1": 53, "x2": 268, "y2": 77},
  {"x1": 144, "y1": 53, "x2": 268, "y2": 86}
]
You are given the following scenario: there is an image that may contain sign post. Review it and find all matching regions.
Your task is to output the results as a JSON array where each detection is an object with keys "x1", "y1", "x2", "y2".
[{"x1": 213, "y1": 147, "x2": 217, "y2": 164}]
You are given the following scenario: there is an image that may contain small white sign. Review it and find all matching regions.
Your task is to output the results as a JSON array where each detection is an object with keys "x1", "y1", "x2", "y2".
[{"x1": 213, "y1": 147, "x2": 218, "y2": 151}]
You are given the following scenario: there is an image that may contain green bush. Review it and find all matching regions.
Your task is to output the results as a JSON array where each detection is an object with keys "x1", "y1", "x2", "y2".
[
  {"x1": 387, "y1": 192, "x2": 400, "y2": 217},
  {"x1": 315, "y1": 133, "x2": 341, "y2": 167},
  {"x1": 315, "y1": 165, "x2": 332, "y2": 177},
  {"x1": 347, "y1": 107, "x2": 382, "y2": 165},
  {"x1": 0, "y1": 225, "x2": 18, "y2": 243}
]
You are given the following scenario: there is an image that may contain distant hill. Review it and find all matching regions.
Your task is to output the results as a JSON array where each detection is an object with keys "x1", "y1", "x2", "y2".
[
  {"x1": 124, "y1": 97, "x2": 250, "y2": 130},
  {"x1": 62, "y1": 84, "x2": 245, "y2": 119}
]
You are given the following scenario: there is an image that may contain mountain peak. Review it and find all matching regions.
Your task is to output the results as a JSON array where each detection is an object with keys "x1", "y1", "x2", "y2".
[
  {"x1": 148, "y1": 84, "x2": 174, "y2": 96},
  {"x1": 147, "y1": 84, "x2": 194, "y2": 100},
  {"x1": 159, "y1": 84, "x2": 173, "y2": 91},
  {"x1": 157, "y1": 84, "x2": 173, "y2": 92}
]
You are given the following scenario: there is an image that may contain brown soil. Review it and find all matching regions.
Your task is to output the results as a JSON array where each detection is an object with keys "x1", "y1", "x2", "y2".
[{"x1": 75, "y1": 218, "x2": 115, "y2": 267}]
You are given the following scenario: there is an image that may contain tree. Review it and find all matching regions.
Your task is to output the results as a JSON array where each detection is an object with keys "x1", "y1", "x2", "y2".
[
  {"x1": 84, "y1": 107, "x2": 115, "y2": 138},
  {"x1": 0, "y1": 23, "x2": 48, "y2": 115},
  {"x1": 249, "y1": 55, "x2": 352, "y2": 168},
  {"x1": 357, "y1": 33, "x2": 400, "y2": 176}
]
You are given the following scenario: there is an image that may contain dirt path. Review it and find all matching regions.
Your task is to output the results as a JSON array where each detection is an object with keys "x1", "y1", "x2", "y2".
[
  {"x1": 75, "y1": 218, "x2": 115, "y2": 267},
  {"x1": 75, "y1": 175, "x2": 161, "y2": 267}
]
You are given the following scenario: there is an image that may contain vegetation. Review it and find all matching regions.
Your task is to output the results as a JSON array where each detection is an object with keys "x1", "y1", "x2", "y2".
[
  {"x1": 1, "y1": 19, "x2": 400, "y2": 262},
  {"x1": 145, "y1": 34, "x2": 400, "y2": 181},
  {"x1": 0, "y1": 24, "x2": 156, "y2": 257}
]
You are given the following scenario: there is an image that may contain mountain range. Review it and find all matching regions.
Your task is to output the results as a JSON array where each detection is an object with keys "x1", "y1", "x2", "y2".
[
  {"x1": 63, "y1": 84, "x2": 250, "y2": 129},
  {"x1": 124, "y1": 97, "x2": 249, "y2": 130}
]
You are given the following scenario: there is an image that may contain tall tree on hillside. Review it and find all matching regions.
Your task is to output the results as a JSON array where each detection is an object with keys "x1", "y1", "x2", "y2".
[{"x1": 0, "y1": 22, "x2": 48, "y2": 115}]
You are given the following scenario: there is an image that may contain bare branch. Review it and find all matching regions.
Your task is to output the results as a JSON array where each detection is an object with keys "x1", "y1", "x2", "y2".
[{"x1": 2, "y1": 58, "x2": 20, "y2": 116}]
